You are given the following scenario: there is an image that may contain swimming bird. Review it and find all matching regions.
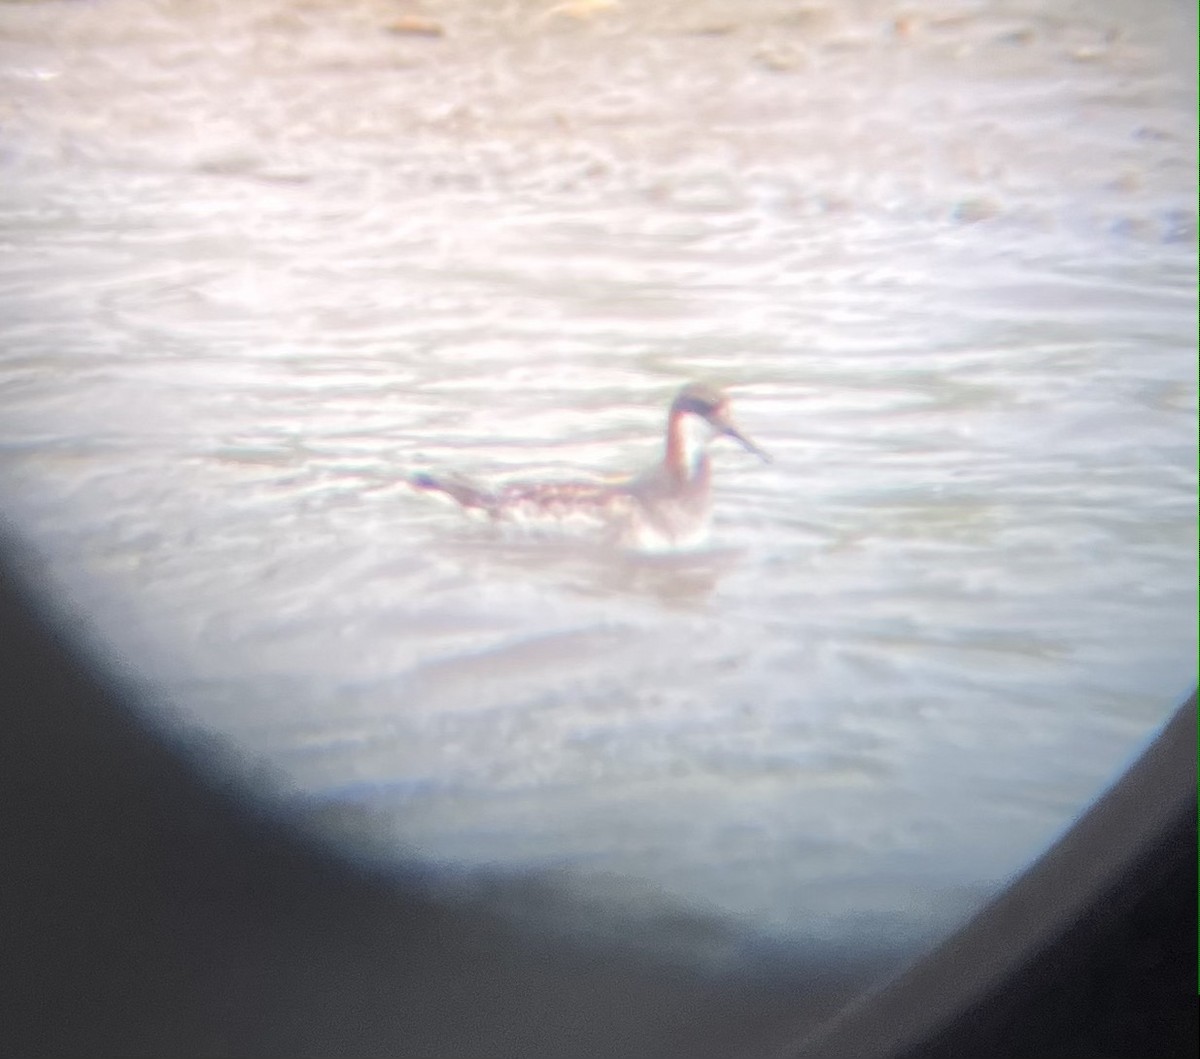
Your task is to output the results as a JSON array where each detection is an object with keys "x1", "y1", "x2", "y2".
[{"x1": 410, "y1": 382, "x2": 770, "y2": 551}]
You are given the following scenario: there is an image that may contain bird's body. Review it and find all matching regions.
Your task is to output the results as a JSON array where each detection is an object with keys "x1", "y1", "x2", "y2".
[{"x1": 410, "y1": 383, "x2": 769, "y2": 552}]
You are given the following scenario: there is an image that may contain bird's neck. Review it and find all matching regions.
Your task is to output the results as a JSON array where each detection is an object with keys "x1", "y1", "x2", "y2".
[{"x1": 665, "y1": 411, "x2": 713, "y2": 480}]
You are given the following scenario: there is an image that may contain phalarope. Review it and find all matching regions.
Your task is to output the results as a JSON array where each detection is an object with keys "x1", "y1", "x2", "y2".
[{"x1": 410, "y1": 383, "x2": 770, "y2": 551}]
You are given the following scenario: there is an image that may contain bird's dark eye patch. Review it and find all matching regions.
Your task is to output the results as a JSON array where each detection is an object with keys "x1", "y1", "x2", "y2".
[{"x1": 677, "y1": 394, "x2": 719, "y2": 418}]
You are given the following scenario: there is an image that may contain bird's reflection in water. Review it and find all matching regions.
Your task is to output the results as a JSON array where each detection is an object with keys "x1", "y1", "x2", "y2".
[{"x1": 440, "y1": 528, "x2": 742, "y2": 611}]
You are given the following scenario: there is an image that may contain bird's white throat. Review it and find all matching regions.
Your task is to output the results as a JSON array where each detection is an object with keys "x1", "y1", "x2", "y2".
[{"x1": 675, "y1": 413, "x2": 718, "y2": 475}]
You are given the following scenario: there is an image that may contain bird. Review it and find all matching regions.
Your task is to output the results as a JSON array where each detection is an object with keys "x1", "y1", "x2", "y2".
[{"x1": 410, "y1": 382, "x2": 770, "y2": 552}]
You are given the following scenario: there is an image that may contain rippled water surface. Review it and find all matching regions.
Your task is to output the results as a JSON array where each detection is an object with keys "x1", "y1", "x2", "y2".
[{"x1": 1, "y1": 0, "x2": 1195, "y2": 978}]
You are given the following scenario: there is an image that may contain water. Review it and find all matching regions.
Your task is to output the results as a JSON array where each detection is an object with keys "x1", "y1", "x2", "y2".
[{"x1": 1, "y1": 0, "x2": 1195, "y2": 980}]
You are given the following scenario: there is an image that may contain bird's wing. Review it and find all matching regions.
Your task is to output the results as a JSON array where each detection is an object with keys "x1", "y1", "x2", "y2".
[{"x1": 495, "y1": 479, "x2": 624, "y2": 515}]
